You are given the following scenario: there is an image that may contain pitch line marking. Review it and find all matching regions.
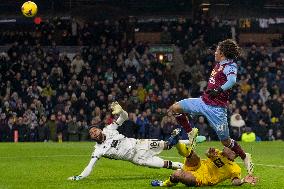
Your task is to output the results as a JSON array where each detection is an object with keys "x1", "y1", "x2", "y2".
[{"x1": 0, "y1": 154, "x2": 88, "y2": 159}]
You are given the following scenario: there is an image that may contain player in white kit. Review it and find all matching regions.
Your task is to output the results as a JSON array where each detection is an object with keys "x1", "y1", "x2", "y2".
[{"x1": 68, "y1": 102, "x2": 183, "y2": 181}]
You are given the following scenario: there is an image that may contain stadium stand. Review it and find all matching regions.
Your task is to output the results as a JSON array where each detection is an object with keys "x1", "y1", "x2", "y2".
[{"x1": 0, "y1": 11, "x2": 283, "y2": 142}]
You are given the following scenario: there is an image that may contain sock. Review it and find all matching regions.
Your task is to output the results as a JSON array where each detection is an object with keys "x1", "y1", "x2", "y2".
[
  {"x1": 172, "y1": 161, "x2": 183, "y2": 169},
  {"x1": 146, "y1": 157, "x2": 165, "y2": 168},
  {"x1": 228, "y1": 139, "x2": 246, "y2": 160},
  {"x1": 166, "y1": 161, "x2": 173, "y2": 169},
  {"x1": 175, "y1": 113, "x2": 192, "y2": 132},
  {"x1": 176, "y1": 142, "x2": 192, "y2": 157}
]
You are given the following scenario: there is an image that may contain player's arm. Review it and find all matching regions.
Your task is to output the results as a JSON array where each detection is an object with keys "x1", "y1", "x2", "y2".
[
  {"x1": 109, "y1": 102, "x2": 128, "y2": 129},
  {"x1": 221, "y1": 63, "x2": 237, "y2": 91},
  {"x1": 221, "y1": 74, "x2": 237, "y2": 90},
  {"x1": 68, "y1": 152, "x2": 101, "y2": 181},
  {"x1": 231, "y1": 175, "x2": 258, "y2": 186}
]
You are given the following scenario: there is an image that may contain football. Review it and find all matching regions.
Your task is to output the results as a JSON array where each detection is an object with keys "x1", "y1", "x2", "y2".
[{"x1": 21, "y1": 1, "x2": 38, "y2": 17}]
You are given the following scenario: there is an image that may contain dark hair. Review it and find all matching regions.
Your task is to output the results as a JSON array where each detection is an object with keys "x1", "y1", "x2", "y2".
[{"x1": 218, "y1": 39, "x2": 241, "y2": 59}]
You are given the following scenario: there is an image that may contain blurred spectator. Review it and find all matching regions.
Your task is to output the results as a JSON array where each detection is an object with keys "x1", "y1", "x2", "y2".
[
  {"x1": 230, "y1": 113, "x2": 246, "y2": 139},
  {"x1": 160, "y1": 112, "x2": 177, "y2": 140},
  {"x1": 259, "y1": 87, "x2": 270, "y2": 103},
  {"x1": 247, "y1": 105, "x2": 259, "y2": 127},
  {"x1": 118, "y1": 113, "x2": 138, "y2": 138},
  {"x1": 68, "y1": 116, "x2": 80, "y2": 141},
  {"x1": 38, "y1": 115, "x2": 49, "y2": 142},
  {"x1": 47, "y1": 114, "x2": 56, "y2": 141},
  {"x1": 0, "y1": 113, "x2": 8, "y2": 142},
  {"x1": 136, "y1": 112, "x2": 149, "y2": 139},
  {"x1": 148, "y1": 120, "x2": 162, "y2": 139},
  {"x1": 7, "y1": 116, "x2": 15, "y2": 142},
  {"x1": 79, "y1": 120, "x2": 89, "y2": 141},
  {"x1": 275, "y1": 129, "x2": 283, "y2": 140},
  {"x1": 71, "y1": 55, "x2": 85, "y2": 75},
  {"x1": 16, "y1": 116, "x2": 29, "y2": 142},
  {"x1": 56, "y1": 113, "x2": 65, "y2": 142}
]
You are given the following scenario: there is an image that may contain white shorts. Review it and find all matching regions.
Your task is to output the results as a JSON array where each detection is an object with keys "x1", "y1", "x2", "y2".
[{"x1": 132, "y1": 139, "x2": 165, "y2": 165}]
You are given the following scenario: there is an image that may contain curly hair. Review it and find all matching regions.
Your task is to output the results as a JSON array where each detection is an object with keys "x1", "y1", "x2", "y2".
[{"x1": 218, "y1": 39, "x2": 241, "y2": 60}]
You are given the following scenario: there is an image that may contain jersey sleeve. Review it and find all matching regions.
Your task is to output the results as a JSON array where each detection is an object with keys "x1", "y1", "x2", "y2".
[
  {"x1": 105, "y1": 110, "x2": 128, "y2": 130},
  {"x1": 221, "y1": 63, "x2": 237, "y2": 90},
  {"x1": 223, "y1": 63, "x2": 237, "y2": 76},
  {"x1": 106, "y1": 123, "x2": 119, "y2": 130},
  {"x1": 79, "y1": 148, "x2": 102, "y2": 179},
  {"x1": 92, "y1": 147, "x2": 103, "y2": 159}
]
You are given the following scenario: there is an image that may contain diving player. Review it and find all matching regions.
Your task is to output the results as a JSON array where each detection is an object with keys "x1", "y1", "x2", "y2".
[{"x1": 68, "y1": 102, "x2": 183, "y2": 181}]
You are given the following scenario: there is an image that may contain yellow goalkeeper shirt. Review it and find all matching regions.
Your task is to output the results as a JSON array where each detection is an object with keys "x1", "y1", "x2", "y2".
[{"x1": 183, "y1": 149, "x2": 241, "y2": 186}]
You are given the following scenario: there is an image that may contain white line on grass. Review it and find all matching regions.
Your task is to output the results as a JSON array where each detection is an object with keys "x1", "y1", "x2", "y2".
[
  {"x1": 1, "y1": 154, "x2": 283, "y2": 169},
  {"x1": 0, "y1": 154, "x2": 89, "y2": 159}
]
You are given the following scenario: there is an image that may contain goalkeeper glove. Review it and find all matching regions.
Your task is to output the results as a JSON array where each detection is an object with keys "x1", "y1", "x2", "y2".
[{"x1": 110, "y1": 101, "x2": 123, "y2": 115}]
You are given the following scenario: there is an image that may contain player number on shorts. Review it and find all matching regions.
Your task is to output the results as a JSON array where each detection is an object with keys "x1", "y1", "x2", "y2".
[
  {"x1": 213, "y1": 158, "x2": 225, "y2": 168},
  {"x1": 217, "y1": 123, "x2": 226, "y2": 132},
  {"x1": 149, "y1": 140, "x2": 159, "y2": 149}
]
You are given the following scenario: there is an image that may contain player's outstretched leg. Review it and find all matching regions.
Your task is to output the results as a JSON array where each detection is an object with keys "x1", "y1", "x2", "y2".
[
  {"x1": 168, "y1": 103, "x2": 200, "y2": 150},
  {"x1": 169, "y1": 103, "x2": 192, "y2": 133},
  {"x1": 174, "y1": 113, "x2": 192, "y2": 133},
  {"x1": 163, "y1": 160, "x2": 183, "y2": 170},
  {"x1": 176, "y1": 128, "x2": 198, "y2": 157},
  {"x1": 187, "y1": 128, "x2": 198, "y2": 151},
  {"x1": 244, "y1": 153, "x2": 254, "y2": 175},
  {"x1": 223, "y1": 138, "x2": 254, "y2": 174},
  {"x1": 166, "y1": 128, "x2": 182, "y2": 149},
  {"x1": 140, "y1": 156, "x2": 183, "y2": 170}
]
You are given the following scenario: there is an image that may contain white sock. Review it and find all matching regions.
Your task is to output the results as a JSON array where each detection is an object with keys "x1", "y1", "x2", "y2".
[
  {"x1": 172, "y1": 161, "x2": 183, "y2": 169},
  {"x1": 144, "y1": 156, "x2": 165, "y2": 168}
]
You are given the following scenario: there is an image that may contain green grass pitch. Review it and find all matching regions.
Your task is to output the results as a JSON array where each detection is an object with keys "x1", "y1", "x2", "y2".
[{"x1": 0, "y1": 141, "x2": 283, "y2": 189}]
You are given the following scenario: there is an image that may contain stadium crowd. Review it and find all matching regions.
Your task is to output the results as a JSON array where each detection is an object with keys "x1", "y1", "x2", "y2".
[{"x1": 0, "y1": 17, "x2": 283, "y2": 142}]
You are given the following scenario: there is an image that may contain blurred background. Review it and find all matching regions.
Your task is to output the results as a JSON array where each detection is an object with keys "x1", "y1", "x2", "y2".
[{"x1": 0, "y1": 0, "x2": 283, "y2": 143}]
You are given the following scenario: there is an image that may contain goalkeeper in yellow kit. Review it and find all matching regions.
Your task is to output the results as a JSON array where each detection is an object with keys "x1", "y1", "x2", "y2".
[{"x1": 152, "y1": 128, "x2": 258, "y2": 187}]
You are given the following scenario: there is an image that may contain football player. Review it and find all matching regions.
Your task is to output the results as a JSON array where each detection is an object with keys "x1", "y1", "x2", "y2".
[
  {"x1": 68, "y1": 102, "x2": 183, "y2": 181},
  {"x1": 168, "y1": 39, "x2": 253, "y2": 174},
  {"x1": 151, "y1": 131, "x2": 258, "y2": 187}
]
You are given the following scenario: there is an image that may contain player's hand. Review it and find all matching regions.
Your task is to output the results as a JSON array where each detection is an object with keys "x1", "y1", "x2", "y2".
[
  {"x1": 110, "y1": 101, "x2": 123, "y2": 115},
  {"x1": 68, "y1": 175, "x2": 83, "y2": 181},
  {"x1": 243, "y1": 175, "x2": 258, "y2": 185},
  {"x1": 206, "y1": 87, "x2": 223, "y2": 98}
]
